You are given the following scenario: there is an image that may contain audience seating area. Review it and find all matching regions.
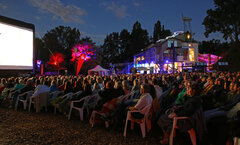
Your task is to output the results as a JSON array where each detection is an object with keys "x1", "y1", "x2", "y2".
[{"x1": 0, "y1": 72, "x2": 240, "y2": 145}]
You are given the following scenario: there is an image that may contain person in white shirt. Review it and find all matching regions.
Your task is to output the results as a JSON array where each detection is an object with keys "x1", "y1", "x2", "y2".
[
  {"x1": 128, "y1": 84, "x2": 153, "y2": 119},
  {"x1": 32, "y1": 81, "x2": 50, "y2": 97}
]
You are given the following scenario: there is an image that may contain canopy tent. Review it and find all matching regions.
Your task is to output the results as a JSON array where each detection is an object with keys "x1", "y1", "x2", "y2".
[{"x1": 88, "y1": 65, "x2": 110, "y2": 76}]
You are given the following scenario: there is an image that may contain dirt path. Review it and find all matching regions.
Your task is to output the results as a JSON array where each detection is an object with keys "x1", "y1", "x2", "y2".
[{"x1": 0, "y1": 108, "x2": 160, "y2": 145}]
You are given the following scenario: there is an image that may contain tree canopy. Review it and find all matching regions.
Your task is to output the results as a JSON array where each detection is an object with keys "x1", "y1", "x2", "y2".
[
  {"x1": 202, "y1": 0, "x2": 240, "y2": 43},
  {"x1": 153, "y1": 21, "x2": 172, "y2": 42}
]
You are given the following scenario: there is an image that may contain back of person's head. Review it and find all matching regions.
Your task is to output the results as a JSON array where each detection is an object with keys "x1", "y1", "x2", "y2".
[
  {"x1": 84, "y1": 83, "x2": 92, "y2": 93},
  {"x1": 35, "y1": 79, "x2": 41, "y2": 86},
  {"x1": 93, "y1": 83, "x2": 101, "y2": 90},
  {"x1": 187, "y1": 82, "x2": 199, "y2": 97},
  {"x1": 51, "y1": 80, "x2": 57, "y2": 87},
  {"x1": 64, "y1": 81, "x2": 72, "y2": 90},
  {"x1": 122, "y1": 80, "x2": 130, "y2": 90},
  {"x1": 115, "y1": 81, "x2": 122, "y2": 89},
  {"x1": 43, "y1": 80, "x2": 50, "y2": 87},
  {"x1": 8, "y1": 78, "x2": 13, "y2": 84},
  {"x1": 15, "y1": 78, "x2": 19, "y2": 84},
  {"x1": 106, "y1": 81, "x2": 114, "y2": 89},
  {"x1": 133, "y1": 79, "x2": 139, "y2": 87},
  {"x1": 19, "y1": 79, "x2": 24, "y2": 84},
  {"x1": 26, "y1": 79, "x2": 33, "y2": 86},
  {"x1": 1, "y1": 78, "x2": 6, "y2": 85},
  {"x1": 83, "y1": 79, "x2": 89, "y2": 86},
  {"x1": 152, "y1": 78, "x2": 158, "y2": 85},
  {"x1": 140, "y1": 84, "x2": 151, "y2": 94},
  {"x1": 97, "y1": 77, "x2": 103, "y2": 84},
  {"x1": 143, "y1": 78, "x2": 148, "y2": 84}
]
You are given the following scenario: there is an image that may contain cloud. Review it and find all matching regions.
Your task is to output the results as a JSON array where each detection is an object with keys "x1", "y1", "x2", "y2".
[
  {"x1": 133, "y1": 2, "x2": 140, "y2": 7},
  {"x1": 0, "y1": 3, "x2": 7, "y2": 9},
  {"x1": 29, "y1": 0, "x2": 86, "y2": 24},
  {"x1": 101, "y1": 2, "x2": 128, "y2": 18}
]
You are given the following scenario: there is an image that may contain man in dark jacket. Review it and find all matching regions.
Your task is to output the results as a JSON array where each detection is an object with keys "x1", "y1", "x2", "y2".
[{"x1": 95, "y1": 81, "x2": 119, "y2": 110}]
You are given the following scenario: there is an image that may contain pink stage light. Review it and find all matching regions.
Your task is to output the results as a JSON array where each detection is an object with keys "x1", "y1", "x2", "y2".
[{"x1": 71, "y1": 42, "x2": 95, "y2": 75}]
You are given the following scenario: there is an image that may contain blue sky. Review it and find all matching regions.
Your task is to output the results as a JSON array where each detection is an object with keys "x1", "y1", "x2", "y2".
[{"x1": 0, "y1": 0, "x2": 223, "y2": 45}]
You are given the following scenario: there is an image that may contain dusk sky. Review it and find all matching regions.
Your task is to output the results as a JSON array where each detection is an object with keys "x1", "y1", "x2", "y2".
[{"x1": 0, "y1": 0, "x2": 223, "y2": 45}]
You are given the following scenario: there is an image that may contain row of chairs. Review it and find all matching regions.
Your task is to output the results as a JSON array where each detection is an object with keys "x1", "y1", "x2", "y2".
[{"x1": 13, "y1": 89, "x2": 198, "y2": 144}]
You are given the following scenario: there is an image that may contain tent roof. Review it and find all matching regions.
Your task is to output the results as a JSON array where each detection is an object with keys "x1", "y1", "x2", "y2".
[{"x1": 88, "y1": 65, "x2": 109, "y2": 72}]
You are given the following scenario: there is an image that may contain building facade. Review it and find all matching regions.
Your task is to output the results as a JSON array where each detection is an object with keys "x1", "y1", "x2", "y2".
[{"x1": 133, "y1": 32, "x2": 199, "y2": 74}]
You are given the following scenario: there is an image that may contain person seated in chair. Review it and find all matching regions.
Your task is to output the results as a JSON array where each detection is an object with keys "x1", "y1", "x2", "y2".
[
  {"x1": 157, "y1": 82, "x2": 202, "y2": 144},
  {"x1": 32, "y1": 80, "x2": 50, "y2": 97},
  {"x1": 49, "y1": 80, "x2": 58, "y2": 93},
  {"x1": 11, "y1": 79, "x2": 35, "y2": 108},
  {"x1": 128, "y1": 84, "x2": 153, "y2": 119},
  {"x1": 94, "y1": 81, "x2": 119, "y2": 110}
]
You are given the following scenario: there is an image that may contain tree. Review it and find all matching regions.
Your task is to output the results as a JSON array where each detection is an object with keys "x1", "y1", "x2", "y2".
[
  {"x1": 202, "y1": 0, "x2": 240, "y2": 43},
  {"x1": 199, "y1": 39, "x2": 231, "y2": 57},
  {"x1": 161, "y1": 25, "x2": 172, "y2": 40},
  {"x1": 80, "y1": 36, "x2": 95, "y2": 44},
  {"x1": 119, "y1": 29, "x2": 131, "y2": 61},
  {"x1": 42, "y1": 26, "x2": 81, "y2": 72},
  {"x1": 198, "y1": 39, "x2": 220, "y2": 55},
  {"x1": 101, "y1": 32, "x2": 120, "y2": 66},
  {"x1": 153, "y1": 21, "x2": 172, "y2": 42},
  {"x1": 153, "y1": 21, "x2": 162, "y2": 42},
  {"x1": 130, "y1": 21, "x2": 150, "y2": 60}
]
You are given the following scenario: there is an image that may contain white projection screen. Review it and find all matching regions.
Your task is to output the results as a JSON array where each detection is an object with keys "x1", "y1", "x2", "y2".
[{"x1": 0, "y1": 18, "x2": 34, "y2": 70}]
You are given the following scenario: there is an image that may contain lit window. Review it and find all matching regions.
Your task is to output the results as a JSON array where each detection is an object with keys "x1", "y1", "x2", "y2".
[
  {"x1": 188, "y1": 44, "x2": 193, "y2": 47},
  {"x1": 189, "y1": 48, "x2": 195, "y2": 61}
]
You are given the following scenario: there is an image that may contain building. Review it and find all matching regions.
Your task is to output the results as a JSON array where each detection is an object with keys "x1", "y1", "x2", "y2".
[{"x1": 133, "y1": 31, "x2": 199, "y2": 74}]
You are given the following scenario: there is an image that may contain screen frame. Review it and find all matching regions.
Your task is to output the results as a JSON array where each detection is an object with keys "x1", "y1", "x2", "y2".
[{"x1": 0, "y1": 15, "x2": 35, "y2": 72}]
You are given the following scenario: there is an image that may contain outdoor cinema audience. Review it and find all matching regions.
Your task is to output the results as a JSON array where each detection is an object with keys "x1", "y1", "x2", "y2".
[{"x1": 0, "y1": 71, "x2": 240, "y2": 145}]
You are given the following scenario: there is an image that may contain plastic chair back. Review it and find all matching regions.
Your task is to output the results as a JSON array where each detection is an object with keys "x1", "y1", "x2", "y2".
[
  {"x1": 87, "y1": 94, "x2": 99, "y2": 106},
  {"x1": 60, "y1": 92, "x2": 74, "y2": 104},
  {"x1": 139, "y1": 104, "x2": 152, "y2": 115}
]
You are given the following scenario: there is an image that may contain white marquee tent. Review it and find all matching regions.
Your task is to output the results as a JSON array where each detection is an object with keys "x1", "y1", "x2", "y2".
[{"x1": 88, "y1": 65, "x2": 110, "y2": 75}]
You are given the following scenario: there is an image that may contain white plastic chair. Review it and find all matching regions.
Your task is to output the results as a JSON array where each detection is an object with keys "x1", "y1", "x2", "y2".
[
  {"x1": 233, "y1": 137, "x2": 240, "y2": 145},
  {"x1": 68, "y1": 93, "x2": 99, "y2": 121},
  {"x1": 74, "y1": 91, "x2": 83, "y2": 97},
  {"x1": 29, "y1": 92, "x2": 50, "y2": 113},
  {"x1": 49, "y1": 91, "x2": 62, "y2": 101},
  {"x1": 123, "y1": 104, "x2": 152, "y2": 138},
  {"x1": 53, "y1": 92, "x2": 74, "y2": 114},
  {"x1": 8, "y1": 89, "x2": 21, "y2": 100},
  {"x1": 85, "y1": 93, "x2": 99, "y2": 114},
  {"x1": 128, "y1": 90, "x2": 136, "y2": 101},
  {"x1": 90, "y1": 94, "x2": 124, "y2": 128},
  {"x1": 170, "y1": 117, "x2": 197, "y2": 145},
  {"x1": 15, "y1": 90, "x2": 34, "y2": 110}
]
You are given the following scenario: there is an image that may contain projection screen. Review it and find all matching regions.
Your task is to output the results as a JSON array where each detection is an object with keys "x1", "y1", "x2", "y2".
[{"x1": 0, "y1": 20, "x2": 34, "y2": 70}]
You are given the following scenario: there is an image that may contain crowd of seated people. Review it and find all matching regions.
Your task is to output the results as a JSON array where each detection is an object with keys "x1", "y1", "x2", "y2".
[{"x1": 0, "y1": 72, "x2": 240, "y2": 144}]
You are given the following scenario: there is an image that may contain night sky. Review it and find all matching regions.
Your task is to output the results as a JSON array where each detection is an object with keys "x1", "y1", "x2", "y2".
[{"x1": 0, "y1": 0, "x2": 223, "y2": 45}]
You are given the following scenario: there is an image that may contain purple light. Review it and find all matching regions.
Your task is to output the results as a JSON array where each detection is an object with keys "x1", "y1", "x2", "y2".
[
  {"x1": 165, "y1": 60, "x2": 169, "y2": 63},
  {"x1": 36, "y1": 60, "x2": 42, "y2": 68}
]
